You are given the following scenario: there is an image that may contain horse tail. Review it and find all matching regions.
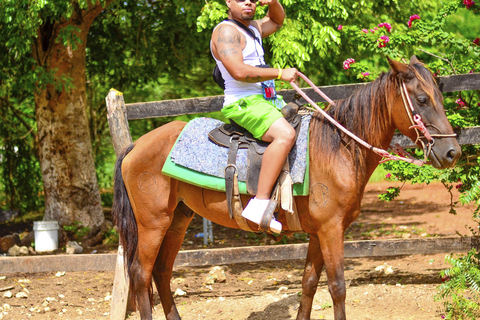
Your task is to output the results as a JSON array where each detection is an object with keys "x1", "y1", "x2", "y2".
[{"x1": 112, "y1": 144, "x2": 138, "y2": 277}]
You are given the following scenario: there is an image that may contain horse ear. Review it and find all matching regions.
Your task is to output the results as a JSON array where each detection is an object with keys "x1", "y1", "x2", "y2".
[
  {"x1": 410, "y1": 55, "x2": 422, "y2": 65},
  {"x1": 387, "y1": 56, "x2": 409, "y2": 75}
]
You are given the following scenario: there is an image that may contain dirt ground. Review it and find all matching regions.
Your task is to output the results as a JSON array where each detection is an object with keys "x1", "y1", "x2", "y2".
[{"x1": 0, "y1": 181, "x2": 478, "y2": 320}]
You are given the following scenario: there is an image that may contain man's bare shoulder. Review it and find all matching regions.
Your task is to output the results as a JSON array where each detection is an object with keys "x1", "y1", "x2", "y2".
[{"x1": 212, "y1": 23, "x2": 244, "y2": 46}]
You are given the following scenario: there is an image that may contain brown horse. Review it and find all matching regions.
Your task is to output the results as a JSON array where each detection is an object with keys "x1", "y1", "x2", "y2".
[{"x1": 112, "y1": 56, "x2": 461, "y2": 320}]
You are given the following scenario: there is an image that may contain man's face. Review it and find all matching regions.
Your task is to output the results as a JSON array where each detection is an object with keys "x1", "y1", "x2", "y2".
[{"x1": 227, "y1": 0, "x2": 257, "y2": 21}]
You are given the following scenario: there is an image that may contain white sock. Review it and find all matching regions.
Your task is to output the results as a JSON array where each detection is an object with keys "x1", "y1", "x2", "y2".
[{"x1": 242, "y1": 197, "x2": 282, "y2": 233}]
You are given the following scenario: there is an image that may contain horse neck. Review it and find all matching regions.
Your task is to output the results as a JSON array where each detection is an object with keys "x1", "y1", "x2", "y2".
[{"x1": 310, "y1": 72, "x2": 398, "y2": 181}]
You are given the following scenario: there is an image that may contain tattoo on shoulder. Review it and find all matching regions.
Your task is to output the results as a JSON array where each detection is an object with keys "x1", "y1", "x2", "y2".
[
  {"x1": 217, "y1": 26, "x2": 241, "y2": 46},
  {"x1": 245, "y1": 75, "x2": 262, "y2": 83}
]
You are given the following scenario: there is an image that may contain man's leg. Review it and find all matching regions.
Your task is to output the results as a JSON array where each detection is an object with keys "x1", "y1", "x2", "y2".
[
  {"x1": 257, "y1": 117, "x2": 296, "y2": 199},
  {"x1": 241, "y1": 117, "x2": 295, "y2": 232}
]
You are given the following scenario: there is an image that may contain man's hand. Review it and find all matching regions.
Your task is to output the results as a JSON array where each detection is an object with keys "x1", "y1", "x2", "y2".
[
  {"x1": 257, "y1": 0, "x2": 278, "y2": 6},
  {"x1": 280, "y1": 68, "x2": 299, "y2": 82}
]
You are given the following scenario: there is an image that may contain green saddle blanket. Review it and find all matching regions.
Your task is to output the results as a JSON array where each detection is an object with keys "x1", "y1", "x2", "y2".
[{"x1": 162, "y1": 117, "x2": 310, "y2": 196}]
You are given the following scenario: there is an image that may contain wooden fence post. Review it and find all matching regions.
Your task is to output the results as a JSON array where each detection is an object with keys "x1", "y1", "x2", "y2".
[{"x1": 106, "y1": 89, "x2": 133, "y2": 320}]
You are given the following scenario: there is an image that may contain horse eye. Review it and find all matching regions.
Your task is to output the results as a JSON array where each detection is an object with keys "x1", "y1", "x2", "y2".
[{"x1": 416, "y1": 96, "x2": 428, "y2": 104}]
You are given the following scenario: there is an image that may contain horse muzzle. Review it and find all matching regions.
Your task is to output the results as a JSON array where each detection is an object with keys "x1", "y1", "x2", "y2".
[{"x1": 428, "y1": 138, "x2": 462, "y2": 169}]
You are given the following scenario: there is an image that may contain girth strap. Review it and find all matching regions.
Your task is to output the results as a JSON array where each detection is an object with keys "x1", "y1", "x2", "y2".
[
  {"x1": 225, "y1": 135, "x2": 255, "y2": 231},
  {"x1": 225, "y1": 135, "x2": 240, "y2": 219}
]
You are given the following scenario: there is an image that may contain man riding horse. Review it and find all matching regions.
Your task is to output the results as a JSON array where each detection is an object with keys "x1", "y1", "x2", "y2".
[{"x1": 210, "y1": 0, "x2": 299, "y2": 233}]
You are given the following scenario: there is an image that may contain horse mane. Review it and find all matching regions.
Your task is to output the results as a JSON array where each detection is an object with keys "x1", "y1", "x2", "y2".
[
  {"x1": 310, "y1": 71, "x2": 397, "y2": 171},
  {"x1": 310, "y1": 62, "x2": 438, "y2": 174}
]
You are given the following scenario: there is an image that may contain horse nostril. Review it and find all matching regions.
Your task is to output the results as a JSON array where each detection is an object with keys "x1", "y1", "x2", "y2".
[{"x1": 446, "y1": 148, "x2": 461, "y2": 162}]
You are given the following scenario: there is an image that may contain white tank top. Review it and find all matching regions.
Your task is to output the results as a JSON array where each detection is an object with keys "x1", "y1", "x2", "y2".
[{"x1": 211, "y1": 21, "x2": 265, "y2": 106}]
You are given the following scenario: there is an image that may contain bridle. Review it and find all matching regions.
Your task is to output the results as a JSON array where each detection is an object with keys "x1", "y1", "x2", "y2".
[
  {"x1": 290, "y1": 72, "x2": 456, "y2": 166},
  {"x1": 396, "y1": 80, "x2": 457, "y2": 164}
]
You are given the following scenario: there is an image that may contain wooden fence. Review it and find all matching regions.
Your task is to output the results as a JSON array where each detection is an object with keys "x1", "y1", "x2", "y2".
[{"x1": 105, "y1": 72, "x2": 480, "y2": 320}]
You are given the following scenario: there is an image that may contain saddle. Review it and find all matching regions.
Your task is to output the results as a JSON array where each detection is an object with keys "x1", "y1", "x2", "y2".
[{"x1": 208, "y1": 101, "x2": 304, "y2": 233}]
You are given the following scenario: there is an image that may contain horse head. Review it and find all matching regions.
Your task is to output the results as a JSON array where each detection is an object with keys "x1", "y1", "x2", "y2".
[{"x1": 388, "y1": 56, "x2": 461, "y2": 168}]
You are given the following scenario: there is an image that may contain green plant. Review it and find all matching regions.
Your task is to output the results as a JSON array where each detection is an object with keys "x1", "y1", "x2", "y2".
[
  {"x1": 378, "y1": 186, "x2": 401, "y2": 202},
  {"x1": 102, "y1": 227, "x2": 119, "y2": 245},
  {"x1": 436, "y1": 249, "x2": 480, "y2": 320},
  {"x1": 63, "y1": 221, "x2": 91, "y2": 241},
  {"x1": 100, "y1": 189, "x2": 114, "y2": 208}
]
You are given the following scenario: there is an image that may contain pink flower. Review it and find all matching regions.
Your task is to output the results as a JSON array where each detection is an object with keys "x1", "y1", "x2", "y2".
[
  {"x1": 360, "y1": 72, "x2": 370, "y2": 81},
  {"x1": 385, "y1": 173, "x2": 392, "y2": 178},
  {"x1": 378, "y1": 22, "x2": 392, "y2": 33},
  {"x1": 408, "y1": 15, "x2": 421, "y2": 28},
  {"x1": 456, "y1": 183, "x2": 463, "y2": 190},
  {"x1": 337, "y1": 25, "x2": 343, "y2": 30},
  {"x1": 474, "y1": 38, "x2": 480, "y2": 45},
  {"x1": 361, "y1": 29, "x2": 368, "y2": 33},
  {"x1": 378, "y1": 35, "x2": 390, "y2": 48},
  {"x1": 463, "y1": 0, "x2": 475, "y2": 9},
  {"x1": 456, "y1": 98, "x2": 466, "y2": 106},
  {"x1": 343, "y1": 58, "x2": 355, "y2": 70}
]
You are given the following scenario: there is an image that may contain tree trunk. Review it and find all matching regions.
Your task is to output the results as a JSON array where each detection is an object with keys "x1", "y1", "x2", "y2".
[{"x1": 33, "y1": 2, "x2": 114, "y2": 230}]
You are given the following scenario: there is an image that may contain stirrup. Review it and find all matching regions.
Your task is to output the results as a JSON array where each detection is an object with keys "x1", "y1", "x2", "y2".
[{"x1": 259, "y1": 200, "x2": 281, "y2": 233}]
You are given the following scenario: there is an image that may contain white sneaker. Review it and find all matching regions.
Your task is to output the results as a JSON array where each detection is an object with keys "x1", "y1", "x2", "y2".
[{"x1": 242, "y1": 198, "x2": 282, "y2": 233}]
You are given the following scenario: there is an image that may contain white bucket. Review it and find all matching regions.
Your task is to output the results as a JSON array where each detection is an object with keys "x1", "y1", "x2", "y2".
[{"x1": 33, "y1": 221, "x2": 60, "y2": 252}]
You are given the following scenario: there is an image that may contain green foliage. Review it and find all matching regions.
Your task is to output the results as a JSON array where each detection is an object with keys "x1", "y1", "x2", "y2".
[
  {"x1": 378, "y1": 186, "x2": 401, "y2": 202},
  {"x1": 436, "y1": 249, "x2": 480, "y2": 320},
  {"x1": 0, "y1": 94, "x2": 43, "y2": 213},
  {"x1": 102, "y1": 227, "x2": 119, "y2": 245},
  {"x1": 63, "y1": 221, "x2": 91, "y2": 241}
]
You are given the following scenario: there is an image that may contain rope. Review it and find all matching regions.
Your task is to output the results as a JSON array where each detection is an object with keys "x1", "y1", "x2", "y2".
[{"x1": 289, "y1": 72, "x2": 453, "y2": 167}]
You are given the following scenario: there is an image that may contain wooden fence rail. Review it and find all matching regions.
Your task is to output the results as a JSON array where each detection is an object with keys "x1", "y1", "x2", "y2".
[
  {"x1": 105, "y1": 72, "x2": 480, "y2": 320},
  {"x1": 125, "y1": 73, "x2": 480, "y2": 120}
]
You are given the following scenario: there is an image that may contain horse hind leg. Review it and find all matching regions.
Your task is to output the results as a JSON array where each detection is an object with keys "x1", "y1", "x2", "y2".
[
  {"x1": 297, "y1": 234, "x2": 325, "y2": 320},
  {"x1": 127, "y1": 196, "x2": 177, "y2": 319},
  {"x1": 152, "y1": 202, "x2": 195, "y2": 320}
]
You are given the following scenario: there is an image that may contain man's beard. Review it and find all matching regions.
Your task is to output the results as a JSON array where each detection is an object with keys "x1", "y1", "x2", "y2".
[{"x1": 241, "y1": 13, "x2": 254, "y2": 21}]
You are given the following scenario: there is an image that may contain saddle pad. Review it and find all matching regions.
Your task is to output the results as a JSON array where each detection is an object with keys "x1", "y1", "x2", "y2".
[{"x1": 162, "y1": 115, "x2": 311, "y2": 196}]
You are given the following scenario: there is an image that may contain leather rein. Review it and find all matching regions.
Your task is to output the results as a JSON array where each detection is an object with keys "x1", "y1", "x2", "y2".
[{"x1": 290, "y1": 72, "x2": 457, "y2": 166}]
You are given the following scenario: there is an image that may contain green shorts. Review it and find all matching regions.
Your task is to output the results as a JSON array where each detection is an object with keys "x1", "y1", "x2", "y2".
[{"x1": 221, "y1": 95, "x2": 285, "y2": 140}]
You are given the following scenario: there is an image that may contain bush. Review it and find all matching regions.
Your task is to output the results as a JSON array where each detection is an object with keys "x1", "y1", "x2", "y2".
[{"x1": 436, "y1": 249, "x2": 480, "y2": 320}]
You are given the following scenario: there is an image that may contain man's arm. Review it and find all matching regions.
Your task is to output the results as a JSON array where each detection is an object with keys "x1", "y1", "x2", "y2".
[
  {"x1": 212, "y1": 21, "x2": 297, "y2": 83},
  {"x1": 213, "y1": 24, "x2": 282, "y2": 82},
  {"x1": 254, "y1": 0, "x2": 285, "y2": 38}
]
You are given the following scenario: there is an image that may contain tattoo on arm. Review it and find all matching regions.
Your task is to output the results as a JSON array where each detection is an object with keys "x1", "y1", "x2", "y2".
[
  {"x1": 245, "y1": 75, "x2": 262, "y2": 83},
  {"x1": 219, "y1": 48, "x2": 238, "y2": 58}
]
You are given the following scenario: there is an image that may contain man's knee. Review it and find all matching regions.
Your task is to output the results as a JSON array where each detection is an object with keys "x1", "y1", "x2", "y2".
[{"x1": 282, "y1": 125, "x2": 296, "y2": 147}]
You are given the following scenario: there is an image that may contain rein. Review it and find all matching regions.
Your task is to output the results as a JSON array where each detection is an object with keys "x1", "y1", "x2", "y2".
[{"x1": 290, "y1": 72, "x2": 455, "y2": 166}]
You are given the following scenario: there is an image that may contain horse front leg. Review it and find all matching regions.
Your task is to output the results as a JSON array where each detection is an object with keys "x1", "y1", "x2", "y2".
[
  {"x1": 317, "y1": 224, "x2": 346, "y2": 320},
  {"x1": 152, "y1": 203, "x2": 194, "y2": 320},
  {"x1": 296, "y1": 233, "x2": 325, "y2": 320}
]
